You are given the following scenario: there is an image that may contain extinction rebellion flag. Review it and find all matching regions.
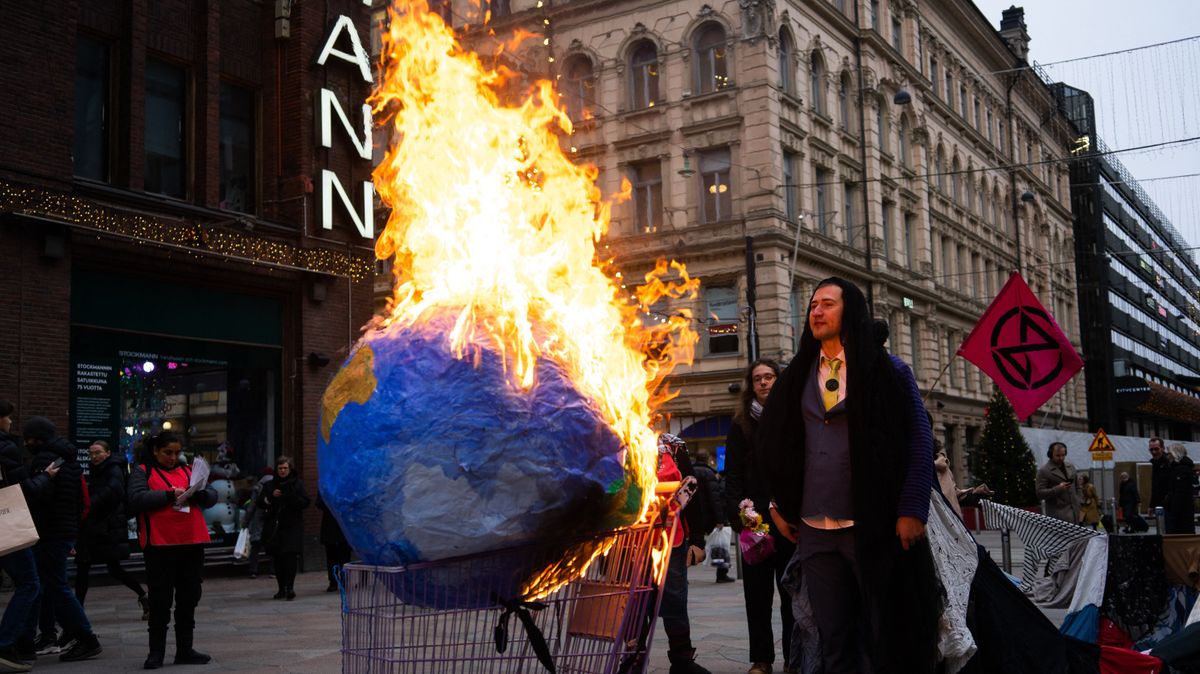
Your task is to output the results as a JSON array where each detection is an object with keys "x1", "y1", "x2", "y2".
[{"x1": 958, "y1": 272, "x2": 1083, "y2": 420}]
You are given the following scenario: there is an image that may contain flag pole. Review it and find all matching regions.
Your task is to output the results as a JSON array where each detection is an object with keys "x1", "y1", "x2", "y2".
[{"x1": 922, "y1": 358, "x2": 955, "y2": 405}]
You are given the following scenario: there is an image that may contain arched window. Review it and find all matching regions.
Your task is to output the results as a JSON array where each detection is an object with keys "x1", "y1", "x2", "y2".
[
  {"x1": 993, "y1": 188, "x2": 1003, "y2": 231},
  {"x1": 899, "y1": 115, "x2": 911, "y2": 167},
  {"x1": 810, "y1": 50, "x2": 826, "y2": 115},
  {"x1": 695, "y1": 24, "x2": 728, "y2": 94},
  {"x1": 629, "y1": 41, "x2": 659, "y2": 109},
  {"x1": 778, "y1": 28, "x2": 794, "y2": 95},
  {"x1": 876, "y1": 95, "x2": 889, "y2": 152},
  {"x1": 562, "y1": 56, "x2": 595, "y2": 122},
  {"x1": 935, "y1": 145, "x2": 946, "y2": 191},
  {"x1": 839, "y1": 72, "x2": 853, "y2": 130},
  {"x1": 966, "y1": 170, "x2": 976, "y2": 212},
  {"x1": 951, "y1": 156, "x2": 961, "y2": 202}
]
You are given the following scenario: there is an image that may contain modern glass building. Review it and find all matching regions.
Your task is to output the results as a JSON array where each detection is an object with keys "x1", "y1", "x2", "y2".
[{"x1": 1056, "y1": 83, "x2": 1200, "y2": 440}]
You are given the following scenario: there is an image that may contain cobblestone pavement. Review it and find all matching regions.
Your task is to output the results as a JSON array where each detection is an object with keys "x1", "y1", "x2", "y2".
[{"x1": 11, "y1": 529, "x2": 1068, "y2": 673}]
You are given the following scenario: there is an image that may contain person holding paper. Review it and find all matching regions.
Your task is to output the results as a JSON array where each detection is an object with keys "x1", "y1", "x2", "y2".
[
  {"x1": 258, "y1": 455, "x2": 310, "y2": 601},
  {"x1": 127, "y1": 432, "x2": 217, "y2": 670}
]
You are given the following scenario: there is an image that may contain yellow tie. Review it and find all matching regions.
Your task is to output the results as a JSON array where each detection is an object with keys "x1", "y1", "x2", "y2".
[{"x1": 823, "y1": 358, "x2": 842, "y2": 411}]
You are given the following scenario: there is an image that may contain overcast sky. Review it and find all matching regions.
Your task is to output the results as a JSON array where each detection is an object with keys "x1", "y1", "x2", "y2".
[{"x1": 971, "y1": 1, "x2": 1200, "y2": 253}]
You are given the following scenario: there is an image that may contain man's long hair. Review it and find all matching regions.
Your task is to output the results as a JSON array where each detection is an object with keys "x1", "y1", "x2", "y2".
[{"x1": 757, "y1": 276, "x2": 891, "y2": 516}]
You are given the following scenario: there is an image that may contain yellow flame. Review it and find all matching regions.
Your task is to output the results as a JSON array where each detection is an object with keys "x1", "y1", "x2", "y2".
[{"x1": 370, "y1": 2, "x2": 699, "y2": 597}]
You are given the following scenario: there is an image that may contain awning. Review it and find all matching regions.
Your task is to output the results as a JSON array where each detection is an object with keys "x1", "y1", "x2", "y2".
[{"x1": 678, "y1": 415, "x2": 732, "y2": 440}]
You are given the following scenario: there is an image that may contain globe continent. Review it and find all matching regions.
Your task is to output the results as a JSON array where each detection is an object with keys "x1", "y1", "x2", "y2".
[{"x1": 317, "y1": 311, "x2": 642, "y2": 593}]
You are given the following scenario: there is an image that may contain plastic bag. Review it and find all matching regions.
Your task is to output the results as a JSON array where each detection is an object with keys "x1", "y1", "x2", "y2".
[
  {"x1": 706, "y1": 527, "x2": 732, "y2": 567},
  {"x1": 233, "y1": 528, "x2": 250, "y2": 561}
]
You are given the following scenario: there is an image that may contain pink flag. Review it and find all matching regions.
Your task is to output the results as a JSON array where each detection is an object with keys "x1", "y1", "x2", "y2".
[{"x1": 958, "y1": 272, "x2": 1083, "y2": 420}]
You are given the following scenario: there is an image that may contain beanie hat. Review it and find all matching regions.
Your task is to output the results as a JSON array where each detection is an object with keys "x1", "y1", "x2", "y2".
[{"x1": 22, "y1": 416, "x2": 57, "y2": 443}]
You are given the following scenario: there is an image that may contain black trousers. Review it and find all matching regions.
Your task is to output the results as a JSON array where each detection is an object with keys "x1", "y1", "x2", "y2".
[
  {"x1": 274, "y1": 553, "x2": 299, "y2": 591},
  {"x1": 798, "y1": 524, "x2": 867, "y2": 674},
  {"x1": 742, "y1": 534, "x2": 796, "y2": 665},
  {"x1": 324, "y1": 543, "x2": 353, "y2": 587},
  {"x1": 143, "y1": 544, "x2": 204, "y2": 646},
  {"x1": 74, "y1": 559, "x2": 146, "y2": 604}
]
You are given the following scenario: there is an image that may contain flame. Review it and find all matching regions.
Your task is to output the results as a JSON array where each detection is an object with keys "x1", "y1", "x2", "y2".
[{"x1": 370, "y1": 2, "x2": 698, "y2": 598}]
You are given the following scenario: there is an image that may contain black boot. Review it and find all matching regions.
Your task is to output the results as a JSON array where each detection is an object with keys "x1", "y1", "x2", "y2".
[
  {"x1": 285, "y1": 587, "x2": 296, "y2": 601},
  {"x1": 667, "y1": 648, "x2": 713, "y2": 674},
  {"x1": 144, "y1": 625, "x2": 167, "y2": 669},
  {"x1": 174, "y1": 627, "x2": 211, "y2": 665}
]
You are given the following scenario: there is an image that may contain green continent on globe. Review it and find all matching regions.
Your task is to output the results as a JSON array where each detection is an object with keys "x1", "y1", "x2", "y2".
[{"x1": 320, "y1": 344, "x2": 378, "y2": 443}]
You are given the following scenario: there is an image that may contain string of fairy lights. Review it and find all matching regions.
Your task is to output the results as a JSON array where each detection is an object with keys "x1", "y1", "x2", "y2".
[{"x1": 0, "y1": 180, "x2": 374, "y2": 281}]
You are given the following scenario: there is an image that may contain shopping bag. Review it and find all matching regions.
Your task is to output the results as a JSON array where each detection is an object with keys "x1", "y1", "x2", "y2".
[
  {"x1": 706, "y1": 527, "x2": 732, "y2": 567},
  {"x1": 0, "y1": 483, "x2": 39, "y2": 556},
  {"x1": 232, "y1": 528, "x2": 250, "y2": 561}
]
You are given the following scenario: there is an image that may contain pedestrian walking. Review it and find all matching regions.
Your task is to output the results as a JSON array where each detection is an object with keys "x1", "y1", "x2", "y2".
[
  {"x1": 1165, "y1": 444, "x2": 1197, "y2": 534},
  {"x1": 1077, "y1": 474, "x2": 1100, "y2": 529},
  {"x1": 723, "y1": 358, "x2": 797, "y2": 674},
  {"x1": 127, "y1": 432, "x2": 217, "y2": 669},
  {"x1": 22, "y1": 416, "x2": 103, "y2": 663},
  {"x1": 240, "y1": 469, "x2": 274, "y2": 579},
  {"x1": 259, "y1": 456, "x2": 309, "y2": 600},
  {"x1": 75, "y1": 440, "x2": 148, "y2": 619},
  {"x1": 0, "y1": 401, "x2": 56, "y2": 672},
  {"x1": 1035, "y1": 442, "x2": 1079, "y2": 524}
]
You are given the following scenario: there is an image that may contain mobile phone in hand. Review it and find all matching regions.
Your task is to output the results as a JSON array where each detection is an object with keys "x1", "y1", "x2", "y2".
[{"x1": 49, "y1": 457, "x2": 65, "y2": 470}]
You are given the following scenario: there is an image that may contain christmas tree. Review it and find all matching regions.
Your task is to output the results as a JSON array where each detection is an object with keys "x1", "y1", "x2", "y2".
[{"x1": 973, "y1": 387, "x2": 1038, "y2": 506}]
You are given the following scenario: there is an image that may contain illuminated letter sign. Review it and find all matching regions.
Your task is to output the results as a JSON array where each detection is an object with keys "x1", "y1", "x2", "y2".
[{"x1": 315, "y1": 6, "x2": 376, "y2": 239}]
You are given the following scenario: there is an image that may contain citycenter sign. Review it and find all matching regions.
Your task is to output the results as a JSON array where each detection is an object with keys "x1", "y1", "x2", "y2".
[{"x1": 315, "y1": 1, "x2": 375, "y2": 240}]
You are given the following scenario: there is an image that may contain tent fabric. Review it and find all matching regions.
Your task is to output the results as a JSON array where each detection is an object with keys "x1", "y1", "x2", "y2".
[
  {"x1": 1097, "y1": 645, "x2": 1164, "y2": 674},
  {"x1": 981, "y1": 500, "x2": 1103, "y2": 592},
  {"x1": 1105, "y1": 535, "x2": 1170, "y2": 641},
  {"x1": 959, "y1": 546, "x2": 1097, "y2": 674},
  {"x1": 1058, "y1": 536, "x2": 1111, "y2": 643},
  {"x1": 1061, "y1": 604, "x2": 1100, "y2": 643},
  {"x1": 1161, "y1": 534, "x2": 1200, "y2": 590},
  {"x1": 1132, "y1": 585, "x2": 1197, "y2": 651},
  {"x1": 1098, "y1": 617, "x2": 1133, "y2": 649},
  {"x1": 926, "y1": 489, "x2": 979, "y2": 673},
  {"x1": 1032, "y1": 536, "x2": 1091, "y2": 608},
  {"x1": 1150, "y1": 621, "x2": 1200, "y2": 669}
]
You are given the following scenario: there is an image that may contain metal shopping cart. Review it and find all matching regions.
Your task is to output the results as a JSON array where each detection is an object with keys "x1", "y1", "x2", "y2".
[{"x1": 339, "y1": 483, "x2": 681, "y2": 673}]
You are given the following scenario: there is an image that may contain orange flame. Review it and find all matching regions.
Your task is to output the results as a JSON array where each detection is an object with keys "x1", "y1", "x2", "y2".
[{"x1": 370, "y1": 2, "x2": 698, "y2": 595}]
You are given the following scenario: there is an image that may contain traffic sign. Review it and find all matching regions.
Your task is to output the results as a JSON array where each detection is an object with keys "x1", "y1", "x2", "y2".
[{"x1": 1088, "y1": 428, "x2": 1114, "y2": 461}]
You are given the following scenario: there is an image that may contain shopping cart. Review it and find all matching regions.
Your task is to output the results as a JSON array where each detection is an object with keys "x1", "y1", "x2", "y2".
[{"x1": 339, "y1": 483, "x2": 682, "y2": 673}]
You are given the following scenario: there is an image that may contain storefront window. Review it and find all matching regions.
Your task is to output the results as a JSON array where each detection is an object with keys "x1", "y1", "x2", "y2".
[{"x1": 69, "y1": 269, "x2": 283, "y2": 548}]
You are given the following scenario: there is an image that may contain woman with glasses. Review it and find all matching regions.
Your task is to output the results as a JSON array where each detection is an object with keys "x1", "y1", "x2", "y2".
[{"x1": 723, "y1": 359, "x2": 797, "y2": 674}]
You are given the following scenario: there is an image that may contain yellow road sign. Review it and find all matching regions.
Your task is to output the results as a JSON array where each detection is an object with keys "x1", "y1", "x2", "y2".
[{"x1": 1088, "y1": 428, "x2": 1115, "y2": 456}]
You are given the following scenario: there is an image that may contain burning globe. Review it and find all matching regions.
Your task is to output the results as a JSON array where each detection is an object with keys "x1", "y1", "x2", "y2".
[{"x1": 317, "y1": 0, "x2": 698, "y2": 602}]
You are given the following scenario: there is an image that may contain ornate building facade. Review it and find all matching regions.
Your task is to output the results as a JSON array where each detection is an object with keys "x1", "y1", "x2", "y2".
[{"x1": 447, "y1": 0, "x2": 1089, "y2": 484}]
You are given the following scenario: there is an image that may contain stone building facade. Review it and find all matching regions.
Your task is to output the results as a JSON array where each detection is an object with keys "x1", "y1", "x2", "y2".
[{"x1": 446, "y1": 0, "x2": 1090, "y2": 484}]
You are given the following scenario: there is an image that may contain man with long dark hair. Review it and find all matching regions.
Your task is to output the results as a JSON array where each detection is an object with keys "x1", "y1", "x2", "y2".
[{"x1": 757, "y1": 277, "x2": 939, "y2": 672}]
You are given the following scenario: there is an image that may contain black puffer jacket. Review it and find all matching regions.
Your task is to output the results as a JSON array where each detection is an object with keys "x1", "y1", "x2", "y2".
[
  {"x1": 259, "y1": 473, "x2": 310, "y2": 555},
  {"x1": 0, "y1": 430, "x2": 52, "y2": 500},
  {"x1": 77, "y1": 454, "x2": 132, "y2": 563},
  {"x1": 28, "y1": 437, "x2": 83, "y2": 540}
]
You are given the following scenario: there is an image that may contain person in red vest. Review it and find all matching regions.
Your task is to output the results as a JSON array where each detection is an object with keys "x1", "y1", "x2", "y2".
[{"x1": 127, "y1": 432, "x2": 217, "y2": 670}]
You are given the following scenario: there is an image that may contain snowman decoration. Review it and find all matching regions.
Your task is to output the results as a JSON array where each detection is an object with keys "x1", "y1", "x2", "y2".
[{"x1": 203, "y1": 442, "x2": 241, "y2": 536}]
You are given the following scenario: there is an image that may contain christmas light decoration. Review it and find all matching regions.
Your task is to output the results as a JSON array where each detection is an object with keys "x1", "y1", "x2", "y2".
[{"x1": 0, "y1": 180, "x2": 374, "y2": 280}]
